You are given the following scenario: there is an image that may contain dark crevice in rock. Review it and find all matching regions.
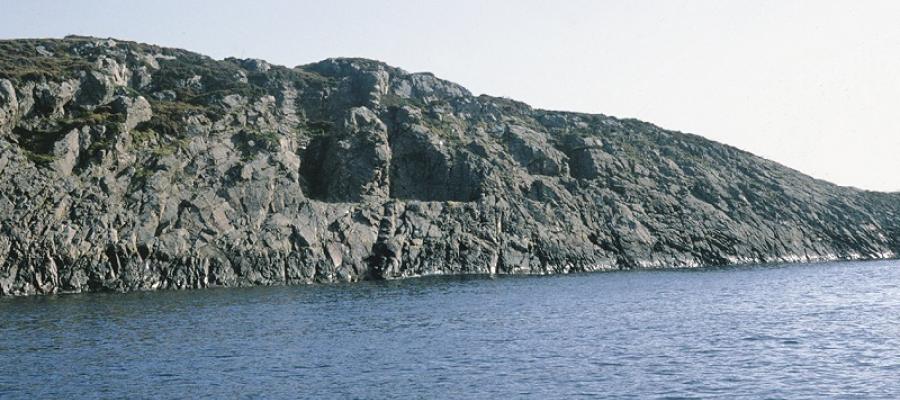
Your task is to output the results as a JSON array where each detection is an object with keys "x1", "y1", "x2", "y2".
[{"x1": 298, "y1": 135, "x2": 333, "y2": 201}]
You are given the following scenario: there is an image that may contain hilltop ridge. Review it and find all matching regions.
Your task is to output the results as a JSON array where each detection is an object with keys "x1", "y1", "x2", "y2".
[{"x1": 0, "y1": 36, "x2": 897, "y2": 296}]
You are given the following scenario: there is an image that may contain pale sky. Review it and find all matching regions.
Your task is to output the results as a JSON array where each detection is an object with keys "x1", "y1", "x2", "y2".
[{"x1": 3, "y1": 0, "x2": 899, "y2": 191}]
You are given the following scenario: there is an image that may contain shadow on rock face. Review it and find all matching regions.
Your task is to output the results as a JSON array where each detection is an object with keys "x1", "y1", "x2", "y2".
[
  {"x1": 388, "y1": 127, "x2": 485, "y2": 202},
  {"x1": 299, "y1": 107, "x2": 486, "y2": 203},
  {"x1": 299, "y1": 129, "x2": 486, "y2": 203},
  {"x1": 298, "y1": 107, "x2": 392, "y2": 203}
]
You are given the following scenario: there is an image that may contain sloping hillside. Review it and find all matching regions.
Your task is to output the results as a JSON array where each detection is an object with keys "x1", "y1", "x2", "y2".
[{"x1": 0, "y1": 36, "x2": 897, "y2": 295}]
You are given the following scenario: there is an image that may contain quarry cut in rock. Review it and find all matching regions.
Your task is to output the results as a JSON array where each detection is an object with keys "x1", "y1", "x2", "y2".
[{"x1": 0, "y1": 36, "x2": 898, "y2": 296}]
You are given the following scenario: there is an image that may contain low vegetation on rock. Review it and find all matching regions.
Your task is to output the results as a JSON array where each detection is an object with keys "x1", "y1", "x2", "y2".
[{"x1": 0, "y1": 36, "x2": 897, "y2": 296}]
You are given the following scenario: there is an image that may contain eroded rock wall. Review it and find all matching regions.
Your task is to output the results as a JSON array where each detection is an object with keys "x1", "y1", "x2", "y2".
[{"x1": 0, "y1": 36, "x2": 897, "y2": 296}]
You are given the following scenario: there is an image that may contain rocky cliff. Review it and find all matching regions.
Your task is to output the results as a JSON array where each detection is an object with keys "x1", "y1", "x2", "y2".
[{"x1": 0, "y1": 36, "x2": 897, "y2": 296}]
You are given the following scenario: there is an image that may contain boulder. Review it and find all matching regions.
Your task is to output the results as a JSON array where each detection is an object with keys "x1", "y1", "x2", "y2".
[
  {"x1": 0, "y1": 79, "x2": 18, "y2": 133},
  {"x1": 51, "y1": 129, "x2": 80, "y2": 175},
  {"x1": 111, "y1": 95, "x2": 153, "y2": 130}
]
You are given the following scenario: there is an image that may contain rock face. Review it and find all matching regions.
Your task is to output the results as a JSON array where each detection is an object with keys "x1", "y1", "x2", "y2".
[{"x1": 0, "y1": 36, "x2": 898, "y2": 296}]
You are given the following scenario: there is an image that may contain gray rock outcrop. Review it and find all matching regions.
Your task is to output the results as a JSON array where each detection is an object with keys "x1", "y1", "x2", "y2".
[{"x1": 0, "y1": 36, "x2": 897, "y2": 296}]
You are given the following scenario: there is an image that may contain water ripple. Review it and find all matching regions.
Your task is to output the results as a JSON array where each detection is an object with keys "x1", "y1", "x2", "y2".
[{"x1": 1, "y1": 260, "x2": 899, "y2": 399}]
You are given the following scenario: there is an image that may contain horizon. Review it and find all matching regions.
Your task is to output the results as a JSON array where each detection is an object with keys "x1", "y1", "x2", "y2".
[{"x1": 3, "y1": 0, "x2": 899, "y2": 192}]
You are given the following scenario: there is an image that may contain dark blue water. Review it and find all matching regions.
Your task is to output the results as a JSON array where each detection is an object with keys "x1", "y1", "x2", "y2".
[{"x1": 1, "y1": 260, "x2": 899, "y2": 399}]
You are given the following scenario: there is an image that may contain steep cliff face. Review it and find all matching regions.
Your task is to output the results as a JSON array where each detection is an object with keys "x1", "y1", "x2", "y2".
[{"x1": 0, "y1": 36, "x2": 897, "y2": 296}]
